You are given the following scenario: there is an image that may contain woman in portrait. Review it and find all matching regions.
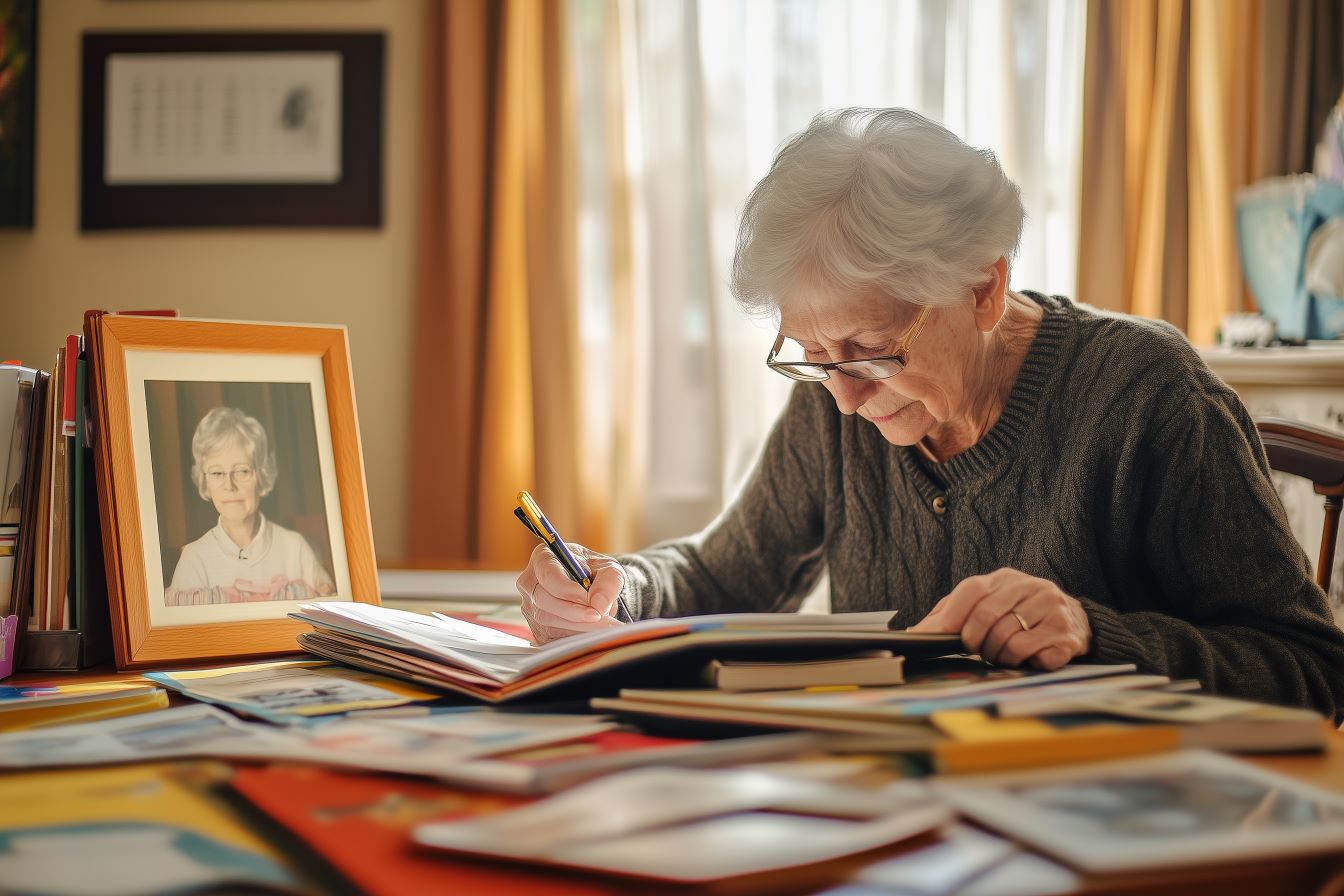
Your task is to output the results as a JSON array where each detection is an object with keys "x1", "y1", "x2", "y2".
[
  {"x1": 165, "y1": 405, "x2": 335, "y2": 605},
  {"x1": 517, "y1": 108, "x2": 1344, "y2": 719}
]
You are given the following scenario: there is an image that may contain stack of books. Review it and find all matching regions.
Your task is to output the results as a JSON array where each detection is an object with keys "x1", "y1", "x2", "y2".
[
  {"x1": 289, "y1": 603, "x2": 1331, "y2": 765},
  {"x1": 0, "y1": 331, "x2": 116, "y2": 675}
]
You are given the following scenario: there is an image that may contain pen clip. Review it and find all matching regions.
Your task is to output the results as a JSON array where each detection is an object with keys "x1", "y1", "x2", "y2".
[{"x1": 514, "y1": 506, "x2": 544, "y2": 539}]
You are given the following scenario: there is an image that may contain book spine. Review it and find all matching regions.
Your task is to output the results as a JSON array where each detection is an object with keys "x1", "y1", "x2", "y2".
[
  {"x1": 73, "y1": 356, "x2": 87, "y2": 631},
  {"x1": 61, "y1": 335, "x2": 78, "y2": 439},
  {"x1": 933, "y1": 726, "x2": 1180, "y2": 774}
]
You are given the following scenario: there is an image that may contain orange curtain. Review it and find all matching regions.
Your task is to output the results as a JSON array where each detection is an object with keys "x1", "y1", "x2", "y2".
[
  {"x1": 1077, "y1": 0, "x2": 1343, "y2": 345},
  {"x1": 406, "y1": 0, "x2": 585, "y2": 569}
]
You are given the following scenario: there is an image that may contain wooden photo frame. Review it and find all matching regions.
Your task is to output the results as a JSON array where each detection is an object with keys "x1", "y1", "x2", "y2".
[
  {"x1": 86, "y1": 314, "x2": 379, "y2": 668},
  {"x1": 80, "y1": 31, "x2": 384, "y2": 230}
]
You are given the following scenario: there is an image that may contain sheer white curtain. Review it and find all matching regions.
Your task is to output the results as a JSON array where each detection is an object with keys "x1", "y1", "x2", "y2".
[{"x1": 569, "y1": 0, "x2": 1086, "y2": 552}]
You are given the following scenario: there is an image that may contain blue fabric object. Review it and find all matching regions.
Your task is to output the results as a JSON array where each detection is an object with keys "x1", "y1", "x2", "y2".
[
  {"x1": 1237, "y1": 177, "x2": 1344, "y2": 340},
  {"x1": 1303, "y1": 180, "x2": 1344, "y2": 339}
]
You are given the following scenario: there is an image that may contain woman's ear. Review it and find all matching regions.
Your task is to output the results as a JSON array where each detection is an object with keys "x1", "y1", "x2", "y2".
[{"x1": 971, "y1": 256, "x2": 1009, "y2": 332}]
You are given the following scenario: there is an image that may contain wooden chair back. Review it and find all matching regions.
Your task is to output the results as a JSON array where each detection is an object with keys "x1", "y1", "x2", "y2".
[{"x1": 1256, "y1": 417, "x2": 1344, "y2": 593}]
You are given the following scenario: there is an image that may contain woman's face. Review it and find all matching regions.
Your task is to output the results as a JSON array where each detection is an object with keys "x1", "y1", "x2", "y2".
[
  {"x1": 202, "y1": 436, "x2": 260, "y2": 527},
  {"x1": 778, "y1": 290, "x2": 987, "y2": 447}
]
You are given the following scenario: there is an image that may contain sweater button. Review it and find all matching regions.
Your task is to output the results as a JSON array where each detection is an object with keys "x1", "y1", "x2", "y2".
[{"x1": 932, "y1": 495, "x2": 947, "y2": 514}]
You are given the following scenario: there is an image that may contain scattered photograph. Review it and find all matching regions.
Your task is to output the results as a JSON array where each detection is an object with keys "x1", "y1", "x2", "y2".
[
  {"x1": 0, "y1": 705, "x2": 278, "y2": 767},
  {"x1": 145, "y1": 661, "x2": 439, "y2": 723},
  {"x1": 937, "y1": 750, "x2": 1344, "y2": 873}
]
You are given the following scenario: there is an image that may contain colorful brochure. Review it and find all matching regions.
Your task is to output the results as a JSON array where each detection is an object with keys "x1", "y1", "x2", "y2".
[
  {"x1": 0, "y1": 680, "x2": 167, "y2": 732},
  {"x1": 0, "y1": 762, "x2": 303, "y2": 895}
]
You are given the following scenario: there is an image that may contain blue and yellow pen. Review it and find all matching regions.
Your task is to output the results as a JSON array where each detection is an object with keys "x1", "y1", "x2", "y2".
[{"x1": 516, "y1": 490, "x2": 593, "y2": 589}]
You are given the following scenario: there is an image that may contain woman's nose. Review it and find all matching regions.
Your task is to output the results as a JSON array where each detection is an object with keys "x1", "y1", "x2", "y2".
[{"x1": 827, "y1": 373, "x2": 871, "y2": 415}]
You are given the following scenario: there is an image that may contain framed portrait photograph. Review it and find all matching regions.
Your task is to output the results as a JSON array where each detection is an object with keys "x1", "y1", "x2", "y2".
[
  {"x1": 86, "y1": 314, "x2": 379, "y2": 668},
  {"x1": 0, "y1": 0, "x2": 37, "y2": 228},
  {"x1": 80, "y1": 31, "x2": 383, "y2": 230},
  {"x1": 934, "y1": 749, "x2": 1344, "y2": 874}
]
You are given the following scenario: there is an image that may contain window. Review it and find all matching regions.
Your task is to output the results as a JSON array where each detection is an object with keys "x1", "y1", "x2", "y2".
[{"x1": 570, "y1": 0, "x2": 1086, "y2": 547}]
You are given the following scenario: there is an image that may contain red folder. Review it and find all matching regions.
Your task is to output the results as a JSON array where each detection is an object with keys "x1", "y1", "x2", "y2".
[{"x1": 231, "y1": 765, "x2": 623, "y2": 896}]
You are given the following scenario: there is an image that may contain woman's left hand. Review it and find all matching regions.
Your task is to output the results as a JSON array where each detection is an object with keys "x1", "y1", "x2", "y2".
[{"x1": 907, "y1": 568, "x2": 1092, "y2": 670}]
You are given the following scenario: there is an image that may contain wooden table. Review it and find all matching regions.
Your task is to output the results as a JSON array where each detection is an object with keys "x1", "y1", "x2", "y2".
[{"x1": 6, "y1": 666, "x2": 1344, "y2": 895}]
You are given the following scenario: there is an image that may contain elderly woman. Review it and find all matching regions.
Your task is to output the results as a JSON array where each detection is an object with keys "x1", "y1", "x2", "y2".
[
  {"x1": 518, "y1": 108, "x2": 1344, "y2": 718},
  {"x1": 166, "y1": 406, "x2": 335, "y2": 605}
]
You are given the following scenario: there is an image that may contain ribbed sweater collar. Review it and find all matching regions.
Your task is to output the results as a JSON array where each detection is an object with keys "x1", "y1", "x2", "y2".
[{"x1": 901, "y1": 291, "x2": 1070, "y2": 491}]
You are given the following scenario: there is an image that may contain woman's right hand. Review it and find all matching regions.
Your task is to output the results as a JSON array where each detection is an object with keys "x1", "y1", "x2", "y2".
[{"x1": 516, "y1": 543, "x2": 627, "y2": 645}]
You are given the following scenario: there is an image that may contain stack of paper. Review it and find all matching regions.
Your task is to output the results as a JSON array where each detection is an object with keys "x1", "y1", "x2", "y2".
[
  {"x1": 591, "y1": 662, "x2": 1145, "y2": 736},
  {"x1": 592, "y1": 660, "x2": 1330, "y2": 764}
]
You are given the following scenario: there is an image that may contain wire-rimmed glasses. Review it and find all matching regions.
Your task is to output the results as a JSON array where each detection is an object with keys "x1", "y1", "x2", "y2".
[
  {"x1": 766, "y1": 304, "x2": 932, "y2": 382},
  {"x1": 205, "y1": 465, "x2": 256, "y2": 487}
]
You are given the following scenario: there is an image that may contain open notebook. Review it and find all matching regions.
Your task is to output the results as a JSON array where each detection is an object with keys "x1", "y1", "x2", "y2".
[{"x1": 288, "y1": 603, "x2": 962, "y2": 703}]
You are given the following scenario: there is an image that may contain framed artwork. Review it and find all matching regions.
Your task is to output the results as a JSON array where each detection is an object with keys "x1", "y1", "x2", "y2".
[
  {"x1": 0, "y1": 0, "x2": 37, "y2": 228},
  {"x1": 80, "y1": 31, "x2": 383, "y2": 230},
  {"x1": 86, "y1": 314, "x2": 379, "y2": 667}
]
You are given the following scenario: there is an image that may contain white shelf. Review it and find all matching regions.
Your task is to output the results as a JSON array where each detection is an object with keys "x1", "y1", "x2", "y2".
[
  {"x1": 376, "y1": 569, "x2": 520, "y2": 602},
  {"x1": 1201, "y1": 345, "x2": 1344, "y2": 386}
]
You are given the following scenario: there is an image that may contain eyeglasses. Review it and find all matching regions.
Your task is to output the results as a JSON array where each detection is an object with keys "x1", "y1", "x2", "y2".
[
  {"x1": 767, "y1": 304, "x2": 932, "y2": 382},
  {"x1": 206, "y1": 465, "x2": 255, "y2": 487}
]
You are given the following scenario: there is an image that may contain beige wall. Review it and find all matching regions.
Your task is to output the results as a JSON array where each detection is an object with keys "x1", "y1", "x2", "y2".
[{"x1": 0, "y1": 0, "x2": 427, "y2": 565}]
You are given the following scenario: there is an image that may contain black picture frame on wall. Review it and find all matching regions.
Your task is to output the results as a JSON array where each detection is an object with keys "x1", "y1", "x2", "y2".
[
  {"x1": 80, "y1": 31, "x2": 383, "y2": 231},
  {"x1": 0, "y1": 0, "x2": 38, "y2": 229}
]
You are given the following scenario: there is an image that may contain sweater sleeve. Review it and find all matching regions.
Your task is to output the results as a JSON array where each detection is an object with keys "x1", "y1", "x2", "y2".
[
  {"x1": 616, "y1": 383, "x2": 830, "y2": 620},
  {"x1": 1082, "y1": 385, "x2": 1344, "y2": 721}
]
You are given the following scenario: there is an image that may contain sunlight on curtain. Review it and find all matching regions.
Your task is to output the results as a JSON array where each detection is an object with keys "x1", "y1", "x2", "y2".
[{"x1": 569, "y1": 0, "x2": 1086, "y2": 551}]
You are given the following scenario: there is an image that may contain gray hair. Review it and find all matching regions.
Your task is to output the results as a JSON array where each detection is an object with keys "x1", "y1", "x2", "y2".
[
  {"x1": 190, "y1": 406, "x2": 278, "y2": 500},
  {"x1": 731, "y1": 108, "x2": 1025, "y2": 313}
]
